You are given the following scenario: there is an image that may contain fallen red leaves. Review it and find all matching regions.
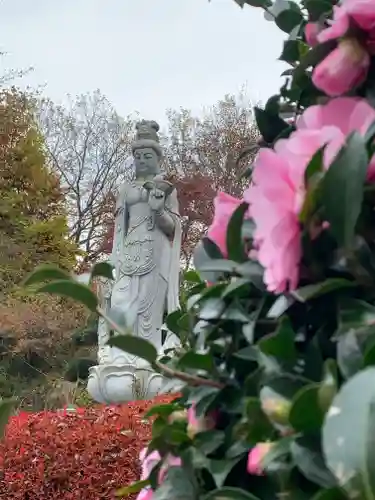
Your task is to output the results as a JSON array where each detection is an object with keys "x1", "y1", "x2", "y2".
[{"x1": 0, "y1": 395, "x2": 175, "y2": 500}]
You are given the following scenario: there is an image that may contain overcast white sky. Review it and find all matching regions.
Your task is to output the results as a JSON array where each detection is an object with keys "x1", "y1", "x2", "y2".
[{"x1": 0, "y1": 0, "x2": 286, "y2": 124}]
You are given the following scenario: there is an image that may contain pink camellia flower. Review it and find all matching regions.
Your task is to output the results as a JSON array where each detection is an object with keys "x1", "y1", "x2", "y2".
[
  {"x1": 245, "y1": 97, "x2": 375, "y2": 293},
  {"x1": 136, "y1": 488, "x2": 153, "y2": 500},
  {"x1": 312, "y1": 0, "x2": 375, "y2": 96},
  {"x1": 207, "y1": 191, "x2": 246, "y2": 257},
  {"x1": 247, "y1": 442, "x2": 274, "y2": 476},
  {"x1": 305, "y1": 22, "x2": 321, "y2": 46},
  {"x1": 187, "y1": 402, "x2": 216, "y2": 439},
  {"x1": 138, "y1": 446, "x2": 182, "y2": 486}
]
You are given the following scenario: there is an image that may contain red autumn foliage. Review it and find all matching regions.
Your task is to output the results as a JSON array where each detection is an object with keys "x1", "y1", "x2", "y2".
[{"x1": 0, "y1": 395, "x2": 175, "y2": 500}]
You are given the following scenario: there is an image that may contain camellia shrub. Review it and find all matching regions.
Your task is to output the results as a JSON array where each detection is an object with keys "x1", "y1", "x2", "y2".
[{"x1": 4, "y1": 0, "x2": 375, "y2": 499}]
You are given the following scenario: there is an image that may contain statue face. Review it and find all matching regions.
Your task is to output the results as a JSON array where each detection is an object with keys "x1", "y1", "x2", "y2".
[{"x1": 133, "y1": 147, "x2": 160, "y2": 177}]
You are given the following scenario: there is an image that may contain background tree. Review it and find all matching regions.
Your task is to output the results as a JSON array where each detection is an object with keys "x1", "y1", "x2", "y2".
[
  {"x1": 38, "y1": 90, "x2": 135, "y2": 266},
  {"x1": 164, "y1": 92, "x2": 260, "y2": 266},
  {"x1": 0, "y1": 88, "x2": 77, "y2": 298}
]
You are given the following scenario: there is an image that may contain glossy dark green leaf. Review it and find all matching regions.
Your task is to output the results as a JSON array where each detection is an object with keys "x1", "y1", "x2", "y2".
[
  {"x1": 258, "y1": 317, "x2": 297, "y2": 362},
  {"x1": 194, "y1": 430, "x2": 225, "y2": 455},
  {"x1": 236, "y1": 261, "x2": 265, "y2": 290},
  {"x1": 275, "y1": 6, "x2": 303, "y2": 34},
  {"x1": 323, "y1": 367, "x2": 375, "y2": 499},
  {"x1": 90, "y1": 261, "x2": 114, "y2": 280},
  {"x1": 222, "y1": 278, "x2": 251, "y2": 298},
  {"x1": 144, "y1": 403, "x2": 182, "y2": 418},
  {"x1": 261, "y1": 436, "x2": 294, "y2": 470},
  {"x1": 321, "y1": 132, "x2": 368, "y2": 248},
  {"x1": 226, "y1": 202, "x2": 249, "y2": 262},
  {"x1": 337, "y1": 300, "x2": 375, "y2": 378},
  {"x1": 292, "y1": 436, "x2": 336, "y2": 488},
  {"x1": 319, "y1": 359, "x2": 338, "y2": 412},
  {"x1": 289, "y1": 384, "x2": 324, "y2": 432},
  {"x1": 198, "y1": 260, "x2": 239, "y2": 274},
  {"x1": 184, "y1": 270, "x2": 202, "y2": 283},
  {"x1": 199, "y1": 298, "x2": 225, "y2": 321},
  {"x1": 243, "y1": 0, "x2": 272, "y2": 7},
  {"x1": 234, "y1": 346, "x2": 259, "y2": 361},
  {"x1": 254, "y1": 106, "x2": 289, "y2": 144},
  {"x1": 116, "y1": 479, "x2": 150, "y2": 497},
  {"x1": 310, "y1": 487, "x2": 347, "y2": 500},
  {"x1": 292, "y1": 278, "x2": 354, "y2": 303},
  {"x1": 305, "y1": 0, "x2": 333, "y2": 21},
  {"x1": 23, "y1": 264, "x2": 71, "y2": 286},
  {"x1": 245, "y1": 397, "x2": 274, "y2": 444},
  {"x1": 304, "y1": 146, "x2": 325, "y2": 188},
  {"x1": 208, "y1": 457, "x2": 244, "y2": 488},
  {"x1": 108, "y1": 335, "x2": 158, "y2": 364},
  {"x1": 153, "y1": 467, "x2": 196, "y2": 500},
  {"x1": 0, "y1": 398, "x2": 17, "y2": 438},
  {"x1": 203, "y1": 487, "x2": 260, "y2": 500},
  {"x1": 177, "y1": 352, "x2": 215, "y2": 373},
  {"x1": 364, "y1": 337, "x2": 375, "y2": 368},
  {"x1": 35, "y1": 280, "x2": 98, "y2": 311},
  {"x1": 279, "y1": 40, "x2": 300, "y2": 64},
  {"x1": 202, "y1": 237, "x2": 223, "y2": 259}
]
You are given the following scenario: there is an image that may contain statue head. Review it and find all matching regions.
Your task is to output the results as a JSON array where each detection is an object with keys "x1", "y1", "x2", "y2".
[{"x1": 132, "y1": 120, "x2": 162, "y2": 178}]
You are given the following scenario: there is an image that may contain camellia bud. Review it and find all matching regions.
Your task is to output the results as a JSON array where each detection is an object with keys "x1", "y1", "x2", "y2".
[
  {"x1": 187, "y1": 403, "x2": 216, "y2": 439},
  {"x1": 168, "y1": 410, "x2": 187, "y2": 423},
  {"x1": 261, "y1": 397, "x2": 291, "y2": 425},
  {"x1": 247, "y1": 442, "x2": 274, "y2": 476}
]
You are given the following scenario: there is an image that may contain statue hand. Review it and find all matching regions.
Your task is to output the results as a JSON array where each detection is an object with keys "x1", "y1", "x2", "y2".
[{"x1": 148, "y1": 188, "x2": 165, "y2": 212}]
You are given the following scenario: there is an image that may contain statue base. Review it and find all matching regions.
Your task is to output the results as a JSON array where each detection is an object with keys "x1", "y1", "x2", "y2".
[{"x1": 86, "y1": 362, "x2": 165, "y2": 403}]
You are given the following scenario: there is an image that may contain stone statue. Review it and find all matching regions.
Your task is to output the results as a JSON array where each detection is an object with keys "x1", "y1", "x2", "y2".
[{"x1": 87, "y1": 120, "x2": 182, "y2": 403}]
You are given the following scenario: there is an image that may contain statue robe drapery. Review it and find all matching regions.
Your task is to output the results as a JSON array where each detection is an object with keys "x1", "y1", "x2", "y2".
[{"x1": 108, "y1": 176, "x2": 181, "y2": 364}]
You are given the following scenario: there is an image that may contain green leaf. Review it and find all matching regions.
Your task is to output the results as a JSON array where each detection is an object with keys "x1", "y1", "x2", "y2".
[
  {"x1": 245, "y1": 397, "x2": 274, "y2": 444},
  {"x1": 153, "y1": 467, "x2": 196, "y2": 500},
  {"x1": 289, "y1": 384, "x2": 324, "y2": 432},
  {"x1": 261, "y1": 436, "x2": 294, "y2": 469},
  {"x1": 35, "y1": 280, "x2": 98, "y2": 311},
  {"x1": 144, "y1": 403, "x2": 182, "y2": 418},
  {"x1": 203, "y1": 488, "x2": 260, "y2": 500},
  {"x1": 292, "y1": 436, "x2": 336, "y2": 488},
  {"x1": 319, "y1": 359, "x2": 338, "y2": 412},
  {"x1": 184, "y1": 270, "x2": 202, "y2": 284},
  {"x1": 258, "y1": 317, "x2": 297, "y2": 362},
  {"x1": 202, "y1": 237, "x2": 223, "y2": 259},
  {"x1": 279, "y1": 40, "x2": 300, "y2": 64},
  {"x1": 178, "y1": 352, "x2": 215, "y2": 372},
  {"x1": 243, "y1": 0, "x2": 272, "y2": 7},
  {"x1": 364, "y1": 337, "x2": 375, "y2": 368},
  {"x1": 23, "y1": 264, "x2": 72, "y2": 286},
  {"x1": 292, "y1": 279, "x2": 354, "y2": 302},
  {"x1": 116, "y1": 479, "x2": 150, "y2": 497},
  {"x1": 254, "y1": 106, "x2": 289, "y2": 144},
  {"x1": 108, "y1": 335, "x2": 158, "y2": 364},
  {"x1": 194, "y1": 430, "x2": 225, "y2": 454},
  {"x1": 322, "y1": 367, "x2": 375, "y2": 499},
  {"x1": 304, "y1": 146, "x2": 325, "y2": 188},
  {"x1": 305, "y1": 0, "x2": 333, "y2": 21},
  {"x1": 90, "y1": 261, "x2": 114, "y2": 280},
  {"x1": 198, "y1": 260, "x2": 239, "y2": 274},
  {"x1": 311, "y1": 487, "x2": 347, "y2": 500},
  {"x1": 226, "y1": 202, "x2": 249, "y2": 262},
  {"x1": 0, "y1": 398, "x2": 17, "y2": 438},
  {"x1": 208, "y1": 457, "x2": 244, "y2": 488},
  {"x1": 275, "y1": 6, "x2": 303, "y2": 34},
  {"x1": 337, "y1": 299, "x2": 375, "y2": 378},
  {"x1": 321, "y1": 132, "x2": 368, "y2": 248}
]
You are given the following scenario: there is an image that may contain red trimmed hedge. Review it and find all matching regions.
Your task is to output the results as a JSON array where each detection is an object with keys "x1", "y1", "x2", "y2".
[{"x1": 0, "y1": 395, "x2": 174, "y2": 499}]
